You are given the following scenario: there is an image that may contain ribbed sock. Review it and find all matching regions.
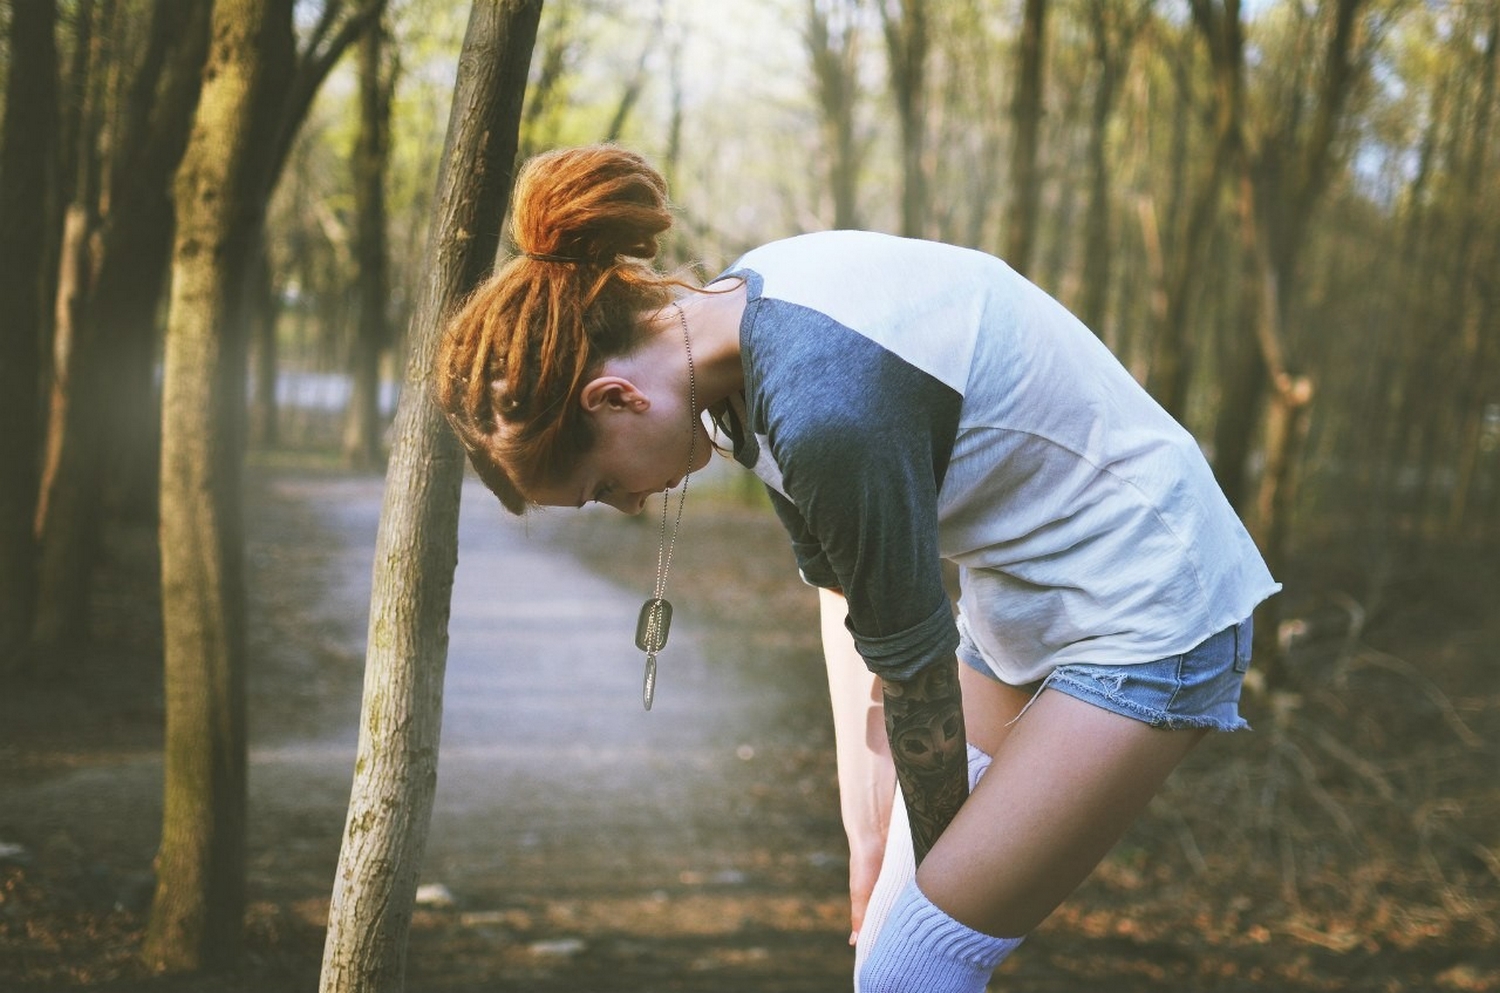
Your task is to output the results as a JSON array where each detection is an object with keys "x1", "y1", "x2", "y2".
[
  {"x1": 854, "y1": 743, "x2": 994, "y2": 990},
  {"x1": 857, "y1": 879, "x2": 1023, "y2": 993}
]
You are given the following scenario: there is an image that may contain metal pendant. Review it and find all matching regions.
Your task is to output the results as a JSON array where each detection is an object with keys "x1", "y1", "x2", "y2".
[
  {"x1": 637, "y1": 598, "x2": 672, "y2": 711},
  {"x1": 642, "y1": 654, "x2": 657, "y2": 711},
  {"x1": 635, "y1": 598, "x2": 672, "y2": 652}
]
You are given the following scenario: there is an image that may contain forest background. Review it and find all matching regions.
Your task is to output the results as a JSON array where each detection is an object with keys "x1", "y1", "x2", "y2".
[{"x1": 0, "y1": 0, "x2": 1497, "y2": 990}]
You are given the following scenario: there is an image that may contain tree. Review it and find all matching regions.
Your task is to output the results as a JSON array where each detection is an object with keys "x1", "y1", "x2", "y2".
[
  {"x1": 343, "y1": 11, "x2": 397, "y2": 470},
  {"x1": 30, "y1": 0, "x2": 212, "y2": 661},
  {"x1": 247, "y1": 0, "x2": 387, "y2": 448},
  {"x1": 1440, "y1": 8, "x2": 1498, "y2": 535},
  {"x1": 882, "y1": 0, "x2": 929, "y2": 237},
  {"x1": 318, "y1": 2, "x2": 543, "y2": 990},
  {"x1": 1005, "y1": 0, "x2": 1049, "y2": 274},
  {"x1": 1143, "y1": 0, "x2": 1245, "y2": 421},
  {"x1": 0, "y1": 0, "x2": 59, "y2": 671},
  {"x1": 1232, "y1": 0, "x2": 1371, "y2": 532},
  {"x1": 142, "y1": 0, "x2": 296, "y2": 971},
  {"x1": 806, "y1": 0, "x2": 864, "y2": 230},
  {"x1": 1077, "y1": 0, "x2": 1152, "y2": 335}
]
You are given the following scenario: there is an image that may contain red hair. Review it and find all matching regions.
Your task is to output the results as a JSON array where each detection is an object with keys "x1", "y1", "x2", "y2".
[{"x1": 435, "y1": 145, "x2": 681, "y2": 513}]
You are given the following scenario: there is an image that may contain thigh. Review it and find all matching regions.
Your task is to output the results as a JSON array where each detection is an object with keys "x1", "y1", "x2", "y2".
[
  {"x1": 918, "y1": 687, "x2": 1208, "y2": 938},
  {"x1": 958, "y1": 662, "x2": 1032, "y2": 756}
]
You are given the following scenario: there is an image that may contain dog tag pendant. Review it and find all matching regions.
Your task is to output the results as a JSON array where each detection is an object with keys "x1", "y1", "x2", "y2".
[
  {"x1": 642, "y1": 654, "x2": 657, "y2": 711},
  {"x1": 637, "y1": 598, "x2": 672, "y2": 710},
  {"x1": 635, "y1": 598, "x2": 672, "y2": 652}
]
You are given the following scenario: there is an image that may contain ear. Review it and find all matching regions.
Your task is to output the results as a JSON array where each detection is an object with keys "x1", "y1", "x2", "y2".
[{"x1": 579, "y1": 375, "x2": 650, "y2": 414}]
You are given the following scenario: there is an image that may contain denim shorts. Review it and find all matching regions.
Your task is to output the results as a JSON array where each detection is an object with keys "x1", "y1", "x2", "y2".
[{"x1": 960, "y1": 619, "x2": 1255, "y2": 733}]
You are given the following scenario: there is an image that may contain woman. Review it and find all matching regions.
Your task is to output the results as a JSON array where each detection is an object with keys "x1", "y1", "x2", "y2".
[{"x1": 436, "y1": 145, "x2": 1278, "y2": 993}]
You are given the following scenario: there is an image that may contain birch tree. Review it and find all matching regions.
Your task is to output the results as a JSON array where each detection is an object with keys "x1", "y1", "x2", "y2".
[{"x1": 319, "y1": 3, "x2": 543, "y2": 990}]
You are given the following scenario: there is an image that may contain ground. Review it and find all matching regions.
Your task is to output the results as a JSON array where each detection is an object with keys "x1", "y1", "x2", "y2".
[{"x1": 1, "y1": 459, "x2": 1497, "y2": 992}]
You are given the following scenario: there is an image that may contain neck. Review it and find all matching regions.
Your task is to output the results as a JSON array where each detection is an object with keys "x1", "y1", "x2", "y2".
[{"x1": 674, "y1": 282, "x2": 747, "y2": 409}]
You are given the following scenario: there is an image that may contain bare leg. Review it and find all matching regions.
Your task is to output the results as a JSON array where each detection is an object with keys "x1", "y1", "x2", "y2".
[
  {"x1": 916, "y1": 687, "x2": 1209, "y2": 937},
  {"x1": 853, "y1": 666, "x2": 1030, "y2": 988}
]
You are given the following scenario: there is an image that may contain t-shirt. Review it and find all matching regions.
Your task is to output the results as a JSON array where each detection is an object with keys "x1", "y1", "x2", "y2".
[{"x1": 719, "y1": 231, "x2": 1279, "y2": 685}]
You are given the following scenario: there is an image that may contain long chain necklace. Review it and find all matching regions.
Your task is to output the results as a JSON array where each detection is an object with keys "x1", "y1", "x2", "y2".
[{"x1": 633, "y1": 301, "x2": 697, "y2": 710}]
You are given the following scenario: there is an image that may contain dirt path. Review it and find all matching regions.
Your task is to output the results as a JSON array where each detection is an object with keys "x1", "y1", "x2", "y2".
[{"x1": 1, "y1": 468, "x2": 855, "y2": 992}]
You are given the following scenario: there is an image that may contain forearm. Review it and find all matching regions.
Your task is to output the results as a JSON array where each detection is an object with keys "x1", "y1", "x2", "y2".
[
  {"x1": 820, "y1": 588, "x2": 895, "y2": 858},
  {"x1": 881, "y1": 656, "x2": 968, "y2": 865}
]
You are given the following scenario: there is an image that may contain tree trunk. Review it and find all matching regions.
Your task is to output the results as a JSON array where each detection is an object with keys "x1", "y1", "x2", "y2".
[
  {"x1": 29, "y1": 0, "x2": 211, "y2": 661},
  {"x1": 248, "y1": 237, "x2": 281, "y2": 447},
  {"x1": 245, "y1": 0, "x2": 384, "y2": 452},
  {"x1": 30, "y1": 0, "x2": 112, "y2": 662},
  {"x1": 30, "y1": 204, "x2": 104, "y2": 658},
  {"x1": 807, "y1": 0, "x2": 862, "y2": 230},
  {"x1": 1078, "y1": 0, "x2": 1148, "y2": 335},
  {"x1": 1210, "y1": 278, "x2": 1267, "y2": 511},
  {"x1": 343, "y1": 15, "x2": 394, "y2": 471},
  {"x1": 1148, "y1": 0, "x2": 1244, "y2": 420},
  {"x1": 1445, "y1": 10, "x2": 1498, "y2": 534},
  {"x1": 0, "y1": 0, "x2": 60, "y2": 670},
  {"x1": 318, "y1": 3, "x2": 543, "y2": 991},
  {"x1": 101, "y1": 0, "x2": 213, "y2": 525},
  {"x1": 882, "y1": 0, "x2": 929, "y2": 238},
  {"x1": 141, "y1": 0, "x2": 294, "y2": 972},
  {"x1": 1005, "y1": 0, "x2": 1048, "y2": 274}
]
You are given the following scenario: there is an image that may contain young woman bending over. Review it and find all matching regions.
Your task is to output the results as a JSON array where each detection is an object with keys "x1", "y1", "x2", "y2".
[{"x1": 435, "y1": 145, "x2": 1278, "y2": 993}]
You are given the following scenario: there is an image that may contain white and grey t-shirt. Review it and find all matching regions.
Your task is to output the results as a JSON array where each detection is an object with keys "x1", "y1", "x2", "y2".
[{"x1": 721, "y1": 231, "x2": 1279, "y2": 685}]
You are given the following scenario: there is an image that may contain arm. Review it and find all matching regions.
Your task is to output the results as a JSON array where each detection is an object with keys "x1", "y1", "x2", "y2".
[
  {"x1": 820, "y1": 587, "x2": 895, "y2": 943},
  {"x1": 880, "y1": 655, "x2": 968, "y2": 866}
]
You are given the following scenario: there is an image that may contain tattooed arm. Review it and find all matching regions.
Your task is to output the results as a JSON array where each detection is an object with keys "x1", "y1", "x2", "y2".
[{"x1": 881, "y1": 656, "x2": 969, "y2": 865}]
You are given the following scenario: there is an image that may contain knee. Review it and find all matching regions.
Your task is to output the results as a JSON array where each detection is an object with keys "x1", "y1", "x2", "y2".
[{"x1": 856, "y1": 880, "x2": 1024, "y2": 993}]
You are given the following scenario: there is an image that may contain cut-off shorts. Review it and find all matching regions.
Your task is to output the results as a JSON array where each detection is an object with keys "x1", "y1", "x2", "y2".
[{"x1": 958, "y1": 618, "x2": 1255, "y2": 733}]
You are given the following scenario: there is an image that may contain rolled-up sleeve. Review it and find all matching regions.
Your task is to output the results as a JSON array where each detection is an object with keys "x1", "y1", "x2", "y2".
[{"x1": 847, "y1": 598, "x2": 959, "y2": 681}]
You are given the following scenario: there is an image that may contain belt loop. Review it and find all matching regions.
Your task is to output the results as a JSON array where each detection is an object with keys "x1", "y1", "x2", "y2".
[{"x1": 1233, "y1": 617, "x2": 1251, "y2": 673}]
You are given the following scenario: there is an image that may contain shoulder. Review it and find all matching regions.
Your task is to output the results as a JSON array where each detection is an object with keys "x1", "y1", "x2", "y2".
[{"x1": 736, "y1": 231, "x2": 1000, "y2": 287}]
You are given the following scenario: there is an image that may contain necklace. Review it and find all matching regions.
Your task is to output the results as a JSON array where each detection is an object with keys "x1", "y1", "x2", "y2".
[{"x1": 633, "y1": 301, "x2": 697, "y2": 710}]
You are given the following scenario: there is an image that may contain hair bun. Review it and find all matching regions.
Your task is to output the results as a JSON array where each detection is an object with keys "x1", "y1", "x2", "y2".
[{"x1": 511, "y1": 145, "x2": 672, "y2": 266}]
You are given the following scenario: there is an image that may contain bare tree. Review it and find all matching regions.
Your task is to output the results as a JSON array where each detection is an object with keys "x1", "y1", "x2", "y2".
[
  {"x1": 807, "y1": 0, "x2": 864, "y2": 229},
  {"x1": 1078, "y1": 0, "x2": 1152, "y2": 335},
  {"x1": 319, "y1": 3, "x2": 543, "y2": 990},
  {"x1": 343, "y1": 12, "x2": 397, "y2": 470},
  {"x1": 141, "y1": 0, "x2": 295, "y2": 971},
  {"x1": 0, "y1": 0, "x2": 60, "y2": 671},
  {"x1": 1144, "y1": 0, "x2": 1245, "y2": 420},
  {"x1": 249, "y1": 0, "x2": 387, "y2": 447},
  {"x1": 882, "y1": 0, "x2": 929, "y2": 237},
  {"x1": 1442, "y1": 10, "x2": 1498, "y2": 534},
  {"x1": 1005, "y1": 0, "x2": 1048, "y2": 274},
  {"x1": 30, "y1": 0, "x2": 212, "y2": 662}
]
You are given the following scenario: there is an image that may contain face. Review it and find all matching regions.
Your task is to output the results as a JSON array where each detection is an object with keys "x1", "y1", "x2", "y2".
[{"x1": 527, "y1": 375, "x2": 713, "y2": 515}]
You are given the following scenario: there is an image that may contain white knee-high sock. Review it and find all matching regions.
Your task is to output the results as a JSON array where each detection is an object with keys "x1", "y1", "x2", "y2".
[
  {"x1": 854, "y1": 744, "x2": 995, "y2": 992},
  {"x1": 858, "y1": 879, "x2": 1024, "y2": 993}
]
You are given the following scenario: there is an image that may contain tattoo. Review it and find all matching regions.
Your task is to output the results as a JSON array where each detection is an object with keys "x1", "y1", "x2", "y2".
[{"x1": 881, "y1": 657, "x2": 968, "y2": 865}]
